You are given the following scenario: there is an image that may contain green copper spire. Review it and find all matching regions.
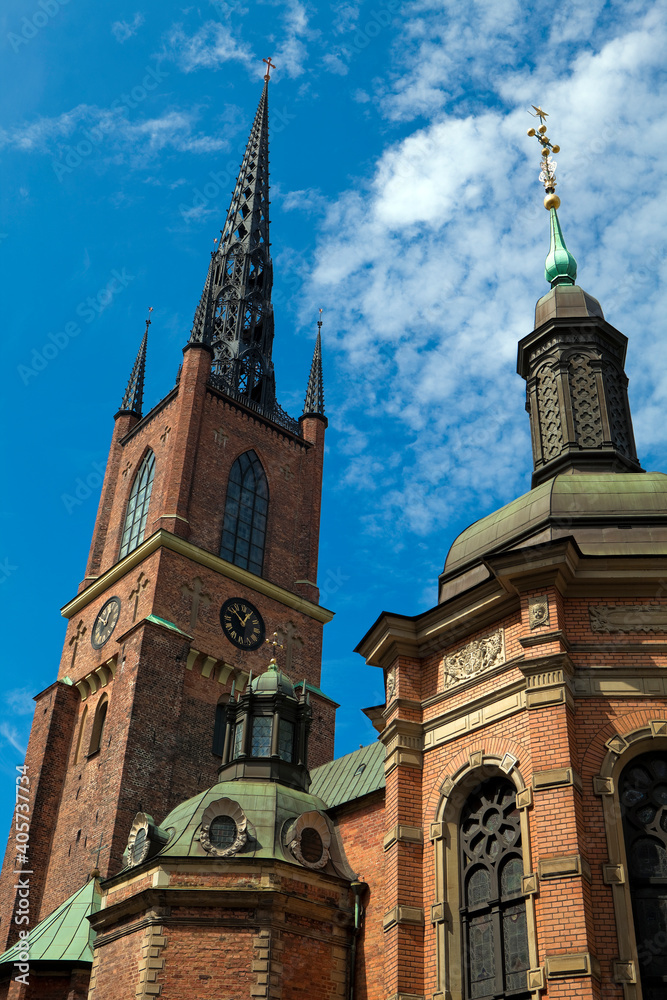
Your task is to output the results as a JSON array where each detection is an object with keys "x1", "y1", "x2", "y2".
[
  {"x1": 545, "y1": 206, "x2": 577, "y2": 287},
  {"x1": 526, "y1": 108, "x2": 577, "y2": 287}
]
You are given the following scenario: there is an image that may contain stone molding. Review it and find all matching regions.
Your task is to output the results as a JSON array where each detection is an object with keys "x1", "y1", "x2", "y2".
[
  {"x1": 574, "y1": 671, "x2": 667, "y2": 698},
  {"x1": 383, "y1": 825, "x2": 423, "y2": 851},
  {"x1": 520, "y1": 655, "x2": 574, "y2": 711},
  {"x1": 383, "y1": 720, "x2": 424, "y2": 774},
  {"x1": 521, "y1": 873, "x2": 538, "y2": 896},
  {"x1": 135, "y1": 923, "x2": 166, "y2": 998},
  {"x1": 383, "y1": 906, "x2": 425, "y2": 931},
  {"x1": 442, "y1": 628, "x2": 505, "y2": 690},
  {"x1": 537, "y1": 854, "x2": 591, "y2": 882},
  {"x1": 590, "y1": 603, "x2": 667, "y2": 634},
  {"x1": 252, "y1": 927, "x2": 285, "y2": 999},
  {"x1": 545, "y1": 951, "x2": 600, "y2": 980},
  {"x1": 532, "y1": 767, "x2": 582, "y2": 793},
  {"x1": 385, "y1": 994, "x2": 425, "y2": 1000},
  {"x1": 186, "y1": 647, "x2": 250, "y2": 691},
  {"x1": 613, "y1": 961, "x2": 637, "y2": 984},
  {"x1": 527, "y1": 967, "x2": 545, "y2": 990},
  {"x1": 62, "y1": 528, "x2": 334, "y2": 624},
  {"x1": 424, "y1": 680, "x2": 525, "y2": 750}
]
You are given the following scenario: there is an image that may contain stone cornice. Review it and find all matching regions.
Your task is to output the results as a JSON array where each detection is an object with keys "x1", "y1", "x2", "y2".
[{"x1": 61, "y1": 530, "x2": 334, "y2": 624}]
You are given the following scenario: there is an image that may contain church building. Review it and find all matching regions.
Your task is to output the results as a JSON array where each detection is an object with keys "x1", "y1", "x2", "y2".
[{"x1": 1, "y1": 73, "x2": 666, "y2": 1000}]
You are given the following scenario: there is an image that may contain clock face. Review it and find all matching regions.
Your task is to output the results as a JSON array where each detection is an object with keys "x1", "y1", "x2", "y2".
[
  {"x1": 91, "y1": 597, "x2": 122, "y2": 649},
  {"x1": 220, "y1": 598, "x2": 265, "y2": 650}
]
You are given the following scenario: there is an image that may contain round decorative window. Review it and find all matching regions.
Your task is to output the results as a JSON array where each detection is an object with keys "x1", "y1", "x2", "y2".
[
  {"x1": 132, "y1": 827, "x2": 147, "y2": 864},
  {"x1": 300, "y1": 828, "x2": 323, "y2": 864},
  {"x1": 199, "y1": 797, "x2": 248, "y2": 858},
  {"x1": 285, "y1": 811, "x2": 331, "y2": 870},
  {"x1": 210, "y1": 816, "x2": 237, "y2": 851}
]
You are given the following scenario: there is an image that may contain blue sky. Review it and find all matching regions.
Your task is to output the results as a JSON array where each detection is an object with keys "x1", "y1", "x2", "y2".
[{"x1": 2, "y1": 0, "x2": 667, "y2": 834}]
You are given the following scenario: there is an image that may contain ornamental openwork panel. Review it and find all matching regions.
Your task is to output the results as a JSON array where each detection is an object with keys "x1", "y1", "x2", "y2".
[
  {"x1": 620, "y1": 752, "x2": 667, "y2": 999},
  {"x1": 460, "y1": 778, "x2": 530, "y2": 999}
]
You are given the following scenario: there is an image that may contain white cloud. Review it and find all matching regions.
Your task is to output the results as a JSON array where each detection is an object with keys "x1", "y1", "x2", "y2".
[
  {"x1": 304, "y1": 1, "x2": 667, "y2": 537},
  {"x1": 5, "y1": 689, "x2": 34, "y2": 716},
  {"x1": 111, "y1": 12, "x2": 145, "y2": 43}
]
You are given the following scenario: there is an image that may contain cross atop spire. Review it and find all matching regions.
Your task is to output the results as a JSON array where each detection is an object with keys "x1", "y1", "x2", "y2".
[
  {"x1": 263, "y1": 56, "x2": 275, "y2": 81},
  {"x1": 302, "y1": 310, "x2": 325, "y2": 419},
  {"x1": 119, "y1": 309, "x2": 151, "y2": 417},
  {"x1": 526, "y1": 108, "x2": 577, "y2": 287}
]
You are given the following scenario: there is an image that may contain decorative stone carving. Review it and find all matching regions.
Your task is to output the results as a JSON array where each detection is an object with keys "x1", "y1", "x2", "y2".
[
  {"x1": 528, "y1": 595, "x2": 549, "y2": 629},
  {"x1": 442, "y1": 629, "x2": 505, "y2": 689},
  {"x1": 536, "y1": 365, "x2": 563, "y2": 461},
  {"x1": 604, "y1": 361, "x2": 632, "y2": 455},
  {"x1": 386, "y1": 666, "x2": 396, "y2": 702},
  {"x1": 569, "y1": 353, "x2": 603, "y2": 449},
  {"x1": 590, "y1": 604, "x2": 667, "y2": 634},
  {"x1": 285, "y1": 810, "x2": 331, "y2": 870}
]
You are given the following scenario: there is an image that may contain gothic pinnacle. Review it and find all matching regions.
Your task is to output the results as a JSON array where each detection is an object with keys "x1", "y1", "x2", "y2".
[
  {"x1": 119, "y1": 308, "x2": 151, "y2": 416},
  {"x1": 527, "y1": 108, "x2": 577, "y2": 287},
  {"x1": 303, "y1": 310, "x2": 325, "y2": 418}
]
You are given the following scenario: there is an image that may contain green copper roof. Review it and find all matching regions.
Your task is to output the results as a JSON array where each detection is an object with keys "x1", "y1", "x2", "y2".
[
  {"x1": 310, "y1": 741, "x2": 385, "y2": 809},
  {"x1": 0, "y1": 878, "x2": 101, "y2": 968},
  {"x1": 545, "y1": 207, "x2": 577, "y2": 287},
  {"x1": 444, "y1": 472, "x2": 667, "y2": 579},
  {"x1": 145, "y1": 614, "x2": 192, "y2": 637}
]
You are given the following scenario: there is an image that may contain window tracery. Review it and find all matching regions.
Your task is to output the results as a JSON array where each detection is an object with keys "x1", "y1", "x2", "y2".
[
  {"x1": 120, "y1": 450, "x2": 155, "y2": 559},
  {"x1": 220, "y1": 450, "x2": 268, "y2": 576}
]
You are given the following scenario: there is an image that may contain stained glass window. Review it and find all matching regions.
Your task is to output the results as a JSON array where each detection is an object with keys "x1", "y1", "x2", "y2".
[
  {"x1": 220, "y1": 450, "x2": 268, "y2": 577},
  {"x1": 233, "y1": 721, "x2": 244, "y2": 759},
  {"x1": 460, "y1": 777, "x2": 529, "y2": 999},
  {"x1": 620, "y1": 752, "x2": 667, "y2": 995},
  {"x1": 210, "y1": 816, "x2": 236, "y2": 850},
  {"x1": 251, "y1": 716, "x2": 272, "y2": 757},
  {"x1": 119, "y1": 450, "x2": 155, "y2": 558}
]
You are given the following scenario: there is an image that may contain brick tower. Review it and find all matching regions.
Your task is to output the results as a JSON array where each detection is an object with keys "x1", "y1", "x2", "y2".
[{"x1": 0, "y1": 69, "x2": 334, "y2": 975}]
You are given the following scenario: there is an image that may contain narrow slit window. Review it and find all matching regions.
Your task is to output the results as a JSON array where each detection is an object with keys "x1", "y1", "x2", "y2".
[
  {"x1": 120, "y1": 450, "x2": 155, "y2": 559},
  {"x1": 220, "y1": 450, "x2": 268, "y2": 576},
  {"x1": 88, "y1": 696, "x2": 109, "y2": 756}
]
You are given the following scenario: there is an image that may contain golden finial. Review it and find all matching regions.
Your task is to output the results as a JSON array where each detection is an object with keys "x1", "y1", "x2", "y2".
[
  {"x1": 265, "y1": 631, "x2": 283, "y2": 667},
  {"x1": 527, "y1": 106, "x2": 561, "y2": 210},
  {"x1": 317, "y1": 307, "x2": 323, "y2": 333},
  {"x1": 145, "y1": 306, "x2": 153, "y2": 333}
]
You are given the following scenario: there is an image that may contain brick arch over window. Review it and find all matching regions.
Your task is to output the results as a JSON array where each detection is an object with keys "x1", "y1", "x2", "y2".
[
  {"x1": 220, "y1": 450, "x2": 268, "y2": 577},
  {"x1": 594, "y1": 720, "x2": 667, "y2": 998},
  {"x1": 120, "y1": 449, "x2": 155, "y2": 558},
  {"x1": 431, "y1": 753, "x2": 540, "y2": 1000}
]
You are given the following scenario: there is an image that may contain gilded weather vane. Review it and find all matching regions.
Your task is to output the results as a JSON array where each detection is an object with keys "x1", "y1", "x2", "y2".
[{"x1": 527, "y1": 107, "x2": 561, "y2": 211}]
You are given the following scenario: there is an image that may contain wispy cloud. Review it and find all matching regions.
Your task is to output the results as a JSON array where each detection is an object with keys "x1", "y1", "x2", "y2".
[
  {"x1": 111, "y1": 12, "x2": 145, "y2": 43},
  {"x1": 0, "y1": 723, "x2": 27, "y2": 757},
  {"x1": 162, "y1": 21, "x2": 253, "y2": 73},
  {"x1": 5, "y1": 689, "x2": 34, "y2": 716}
]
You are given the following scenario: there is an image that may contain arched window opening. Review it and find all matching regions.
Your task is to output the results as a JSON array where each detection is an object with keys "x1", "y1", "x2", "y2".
[
  {"x1": 74, "y1": 706, "x2": 88, "y2": 764},
  {"x1": 620, "y1": 751, "x2": 667, "y2": 996},
  {"x1": 220, "y1": 450, "x2": 268, "y2": 577},
  {"x1": 119, "y1": 450, "x2": 155, "y2": 559},
  {"x1": 88, "y1": 696, "x2": 109, "y2": 756},
  {"x1": 460, "y1": 777, "x2": 529, "y2": 999},
  {"x1": 212, "y1": 698, "x2": 228, "y2": 757}
]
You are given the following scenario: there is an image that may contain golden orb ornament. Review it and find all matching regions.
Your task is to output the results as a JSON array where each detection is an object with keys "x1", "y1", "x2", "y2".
[
  {"x1": 527, "y1": 127, "x2": 536, "y2": 137},
  {"x1": 538, "y1": 124, "x2": 547, "y2": 134},
  {"x1": 544, "y1": 192, "x2": 561, "y2": 210},
  {"x1": 551, "y1": 144, "x2": 560, "y2": 153}
]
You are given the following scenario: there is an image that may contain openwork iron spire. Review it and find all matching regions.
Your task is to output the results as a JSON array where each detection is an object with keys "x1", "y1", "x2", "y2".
[
  {"x1": 190, "y1": 67, "x2": 288, "y2": 425},
  {"x1": 119, "y1": 309, "x2": 151, "y2": 416},
  {"x1": 303, "y1": 310, "x2": 325, "y2": 418}
]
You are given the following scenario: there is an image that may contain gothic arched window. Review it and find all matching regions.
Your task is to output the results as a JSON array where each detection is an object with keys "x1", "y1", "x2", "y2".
[
  {"x1": 220, "y1": 450, "x2": 268, "y2": 577},
  {"x1": 120, "y1": 450, "x2": 155, "y2": 559},
  {"x1": 212, "y1": 697, "x2": 228, "y2": 757},
  {"x1": 620, "y1": 752, "x2": 667, "y2": 998},
  {"x1": 460, "y1": 777, "x2": 530, "y2": 999},
  {"x1": 88, "y1": 695, "x2": 109, "y2": 756}
]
